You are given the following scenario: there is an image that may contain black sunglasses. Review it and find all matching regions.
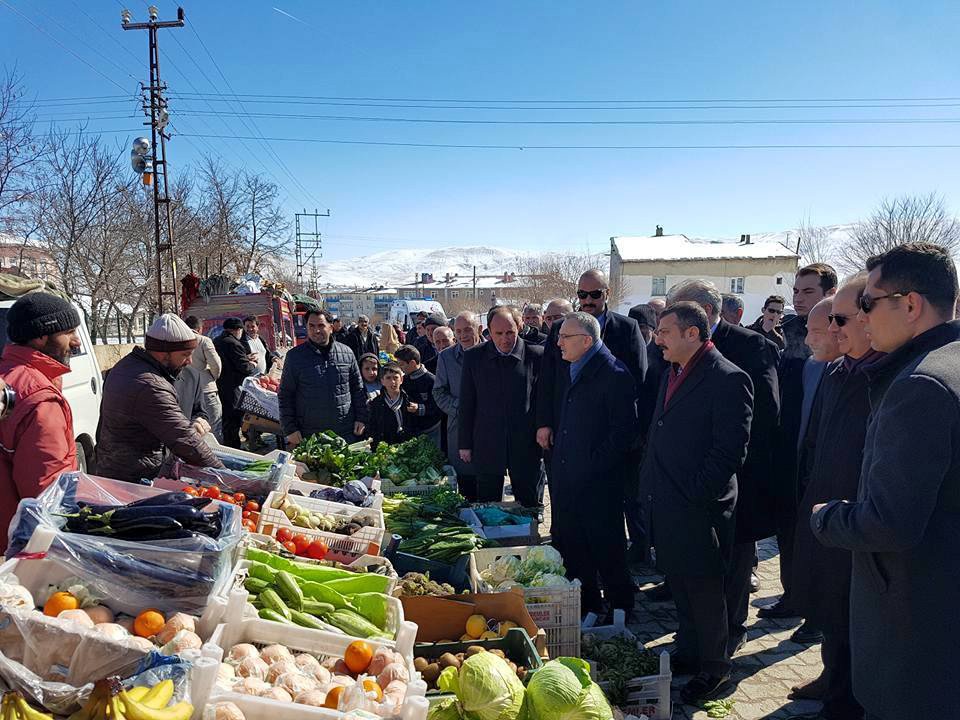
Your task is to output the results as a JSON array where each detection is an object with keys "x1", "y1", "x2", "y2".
[
  {"x1": 576, "y1": 289, "x2": 605, "y2": 300},
  {"x1": 828, "y1": 314, "x2": 851, "y2": 327},
  {"x1": 858, "y1": 292, "x2": 906, "y2": 314}
]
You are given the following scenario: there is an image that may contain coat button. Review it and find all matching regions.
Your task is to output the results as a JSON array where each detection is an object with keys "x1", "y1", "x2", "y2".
[
  {"x1": 657, "y1": 420, "x2": 663, "y2": 427},
  {"x1": 647, "y1": 494, "x2": 653, "y2": 502}
]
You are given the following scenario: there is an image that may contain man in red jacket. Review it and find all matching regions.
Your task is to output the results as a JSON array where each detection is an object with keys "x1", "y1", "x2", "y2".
[{"x1": 0, "y1": 293, "x2": 81, "y2": 552}]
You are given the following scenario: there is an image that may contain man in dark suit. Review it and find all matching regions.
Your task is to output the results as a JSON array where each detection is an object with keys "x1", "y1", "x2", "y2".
[
  {"x1": 549, "y1": 311, "x2": 638, "y2": 616},
  {"x1": 666, "y1": 280, "x2": 780, "y2": 653},
  {"x1": 521, "y1": 303, "x2": 547, "y2": 345},
  {"x1": 537, "y1": 269, "x2": 648, "y2": 559},
  {"x1": 641, "y1": 301, "x2": 753, "y2": 704},
  {"x1": 213, "y1": 317, "x2": 256, "y2": 448},
  {"x1": 459, "y1": 305, "x2": 543, "y2": 507}
]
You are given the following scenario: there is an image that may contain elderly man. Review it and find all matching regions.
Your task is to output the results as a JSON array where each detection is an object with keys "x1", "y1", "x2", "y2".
[
  {"x1": 520, "y1": 304, "x2": 547, "y2": 344},
  {"x1": 789, "y1": 277, "x2": 879, "y2": 718},
  {"x1": 460, "y1": 306, "x2": 543, "y2": 506},
  {"x1": 279, "y1": 309, "x2": 367, "y2": 446},
  {"x1": 549, "y1": 311, "x2": 637, "y2": 619},
  {"x1": 542, "y1": 298, "x2": 573, "y2": 330},
  {"x1": 813, "y1": 243, "x2": 960, "y2": 719},
  {"x1": 97, "y1": 314, "x2": 223, "y2": 482},
  {"x1": 432, "y1": 325, "x2": 455, "y2": 353},
  {"x1": 720, "y1": 294, "x2": 745, "y2": 326},
  {"x1": 214, "y1": 318, "x2": 257, "y2": 448},
  {"x1": 0, "y1": 293, "x2": 81, "y2": 549},
  {"x1": 433, "y1": 311, "x2": 482, "y2": 497},
  {"x1": 641, "y1": 301, "x2": 753, "y2": 704},
  {"x1": 665, "y1": 280, "x2": 780, "y2": 651},
  {"x1": 344, "y1": 314, "x2": 379, "y2": 361}
]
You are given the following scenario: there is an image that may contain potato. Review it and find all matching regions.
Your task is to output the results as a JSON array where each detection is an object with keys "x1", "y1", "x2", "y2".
[
  {"x1": 438, "y1": 653, "x2": 460, "y2": 669},
  {"x1": 466, "y1": 646, "x2": 486, "y2": 657},
  {"x1": 421, "y1": 663, "x2": 441, "y2": 684},
  {"x1": 413, "y1": 657, "x2": 428, "y2": 672}
]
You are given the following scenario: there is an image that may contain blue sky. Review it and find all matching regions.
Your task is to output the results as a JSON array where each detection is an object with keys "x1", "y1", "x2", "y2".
[{"x1": 3, "y1": 1, "x2": 960, "y2": 261}]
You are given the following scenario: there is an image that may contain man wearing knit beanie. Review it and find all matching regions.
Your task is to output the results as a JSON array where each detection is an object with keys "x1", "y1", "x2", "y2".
[
  {"x1": 96, "y1": 313, "x2": 223, "y2": 483},
  {"x1": 0, "y1": 293, "x2": 82, "y2": 553}
]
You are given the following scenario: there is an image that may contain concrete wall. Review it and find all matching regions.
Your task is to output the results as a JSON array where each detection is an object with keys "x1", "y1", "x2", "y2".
[{"x1": 93, "y1": 343, "x2": 136, "y2": 373}]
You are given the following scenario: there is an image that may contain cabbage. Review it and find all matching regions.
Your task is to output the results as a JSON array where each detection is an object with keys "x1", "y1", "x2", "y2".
[
  {"x1": 428, "y1": 698, "x2": 464, "y2": 720},
  {"x1": 528, "y1": 573, "x2": 571, "y2": 588},
  {"x1": 515, "y1": 547, "x2": 566, "y2": 584},
  {"x1": 479, "y1": 556, "x2": 521, "y2": 587},
  {"x1": 525, "y1": 657, "x2": 614, "y2": 720},
  {"x1": 437, "y1": 650, "x2": 526, "y2": 720}
]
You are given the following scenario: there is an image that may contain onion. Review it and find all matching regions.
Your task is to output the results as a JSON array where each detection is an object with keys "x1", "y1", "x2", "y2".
[
  {"x1": 212, "y1": 702, "x2": 245, "y2": 720},
  {"x1": 376, "y1": 662, "x2": 409, "y2": 688},
  {"x1": 235, "y1": 678, "x2": 270, "y2": 696},
  {"x1": 293, "y1": 689, "x2": 327, "y2": 707},
  {"x1": 276, "y1": 673, "x2": 316, "y2": 697},
  {"x1": 259, "y1": 644, "x2": 292, "y2": 664},
  {"x1": 312, "y1": 666, "x2": 331, "y2": 685},
  {"x1": 94, "y1": 623, "x2": 129, "y2": 640},
  {"x1": 128, "y1": 637, "x2": 155, "y2": 652},
  {"x1": 82, "y1": 606, "x2": 114, "y2": 625},
  {"x1": 228, "y1": 643, "x2": 260, "y2": 663},
  {"x1": 265, "y1": 660, "x2": 298, "y2": 684},
  {"x1": 160, "y1": 629, "x2": 202, "y2": 655},
  {"x1": 156, "y1": 612, "x2": 196, "y2": 645},
  {"x1": 258, "y1": 687, "x2": 293, "y2": 703},
  {"x1": 236, "y1": 656, "x2": 269, "y2": 679},
  {"x1": 57, "y1": 609, "x2": 95, "y2": 628},
  {"x1": 217, "y1": 663, "x2": 236, "y2": 685},
  {"x1": 367, "y1": 647, "x2": 393, "y2": 676},
  {"x1": 294, "y1": 653, "x2": 321, "y2": 675}
]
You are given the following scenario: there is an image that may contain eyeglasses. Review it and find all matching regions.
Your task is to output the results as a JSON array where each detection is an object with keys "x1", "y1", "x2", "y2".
[
  {"x1": 764, "y1": 307, "x2": 784, "y2": 315},
  {"x1": 858, "y1": 292, "x2": 907, "y2": 314},
  {"x1": 828, "y1": 314, "x2": 851, "y2": 327},
  {"x1": 544, "y1": 314, "x2": 564, "y2": 321},
  {"x1": 558, "y1": 333, "x2": 589, "y2": 340},
  {"x1": 576, "y1": 289, "x2": 605, "y2": 300}
]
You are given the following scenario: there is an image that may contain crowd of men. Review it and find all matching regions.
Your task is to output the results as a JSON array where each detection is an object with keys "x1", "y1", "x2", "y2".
[{"x1": 0, "y1": 242, "x2": 958, "y2": 718}]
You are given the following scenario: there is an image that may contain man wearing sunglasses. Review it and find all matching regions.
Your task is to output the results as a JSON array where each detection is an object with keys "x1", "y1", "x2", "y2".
[
  {"x1": 746, "y1": 295, "x2": 786, "y2": 350},
  {"x1": 536, "y1": 269, "x2": 649, "y2": 562},
  {"x1": 812, "y1": 243, "x2": 960, "y2": 720}
]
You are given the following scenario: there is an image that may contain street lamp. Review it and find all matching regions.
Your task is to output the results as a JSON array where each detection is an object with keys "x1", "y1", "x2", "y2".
[{"x1": 131, "y1": 136, "x2": 152, "y2": 187}]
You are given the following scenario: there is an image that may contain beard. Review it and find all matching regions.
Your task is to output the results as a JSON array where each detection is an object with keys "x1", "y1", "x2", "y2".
[{"x1": 41, "y1": 338, "x2": 71, "y2": 367}]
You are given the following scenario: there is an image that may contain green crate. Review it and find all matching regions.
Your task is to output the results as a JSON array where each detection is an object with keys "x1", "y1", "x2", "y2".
[{"x1": 415, "y1": 628, "x2": 542, "y2": 704}]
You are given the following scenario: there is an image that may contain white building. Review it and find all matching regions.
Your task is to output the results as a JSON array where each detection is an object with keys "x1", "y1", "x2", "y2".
[{"x1": 609, "y1": 230, "x2": 800, "y2": 321}]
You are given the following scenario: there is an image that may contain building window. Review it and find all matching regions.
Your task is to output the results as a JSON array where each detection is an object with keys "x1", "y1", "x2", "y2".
[
  {"x1": 730, "y1": 277, "x2": 745, "y2": 294},
  {"x1": 776, "y1": 276, "x2": 783, "y2": 285},
  {"x1": 651, "y1": 276, "x2": 666, "y2": 295},
  {"x1": 450, "y1": 290, "x2": 460, "y2": 299},
  {"x1": 404, "y1": 291, "x2": 416, "y2": 299}
]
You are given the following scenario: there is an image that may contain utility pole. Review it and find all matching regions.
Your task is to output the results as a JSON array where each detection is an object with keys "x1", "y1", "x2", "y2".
[
  {"x1": 122, "y1": 6, "x2": 184, "y2": 315},
  {"x1": 295, "y1": 208, "x2": 330, "y2": 295}
]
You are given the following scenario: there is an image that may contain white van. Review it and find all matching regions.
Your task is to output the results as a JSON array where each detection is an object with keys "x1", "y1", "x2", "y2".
[
  {"x1": 0, "y1": 298, "x2": 103, "y2": 471},
  {"x1": 388, "y1": 299, "x2": 446, "y2": 331}
]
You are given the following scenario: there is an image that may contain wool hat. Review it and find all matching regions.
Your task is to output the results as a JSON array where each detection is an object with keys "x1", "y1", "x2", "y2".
[
  {"x1": 7, "y1": 292, "x2": 81, "y2": 344},
  {"x1": 628, "y1": 303, "x2": 658, "y2": 330},
  {"x1": 145, "y1": 313, "x2": 198, "y2": 352},
  {"x1": 222, "y1": 317, "x2": 244, "y2": 331}
]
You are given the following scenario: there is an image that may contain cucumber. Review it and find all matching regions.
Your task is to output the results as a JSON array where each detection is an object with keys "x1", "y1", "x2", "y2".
[
  {"x1": 274, "y1": 571, "x2": 304, "y2": 611},
  {"x1": 290, "y1": 610, "x2": 328, "y2": 630},
  {"x1": 247, "y1": 562, "x2": 277, "y2": 584},
  {"x1": 244, "y1": 577, "x2": 271, "y2": 594},
  {"x1": 302, "y1": 600, "x2": 336, "y2": 616},
  {"x1": 259, "y1": 588, "x2": 292, "y2": 620},
  {"x1": 259, "y1": 608, "x2": 292, "y2": 624}
]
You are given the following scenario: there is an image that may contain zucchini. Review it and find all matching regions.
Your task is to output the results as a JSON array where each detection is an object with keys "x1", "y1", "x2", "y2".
[
  {"x1": 274, "y1": 571, "x2": 304, "y2": 611},
  {"x1": 290, "y1": 610, "x2": 327, "y2": 630},
  {"x1": 259, "y1": 588, "x2": 292, "y2": 620},
  {"x1": 258, "y1": 608, "x2": 291, "y2": 624},
  {"x1": 244, "y1": 577, "x2": 271, "y2": 594},
  {"x1": 301, "y1": 600, "x2": 336, "y2": 616}
]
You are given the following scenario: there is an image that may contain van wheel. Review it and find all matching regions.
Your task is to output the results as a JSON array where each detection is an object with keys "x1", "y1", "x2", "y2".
[{"x1": 76, "y1": 441, "x2": 87, "y2": 473}]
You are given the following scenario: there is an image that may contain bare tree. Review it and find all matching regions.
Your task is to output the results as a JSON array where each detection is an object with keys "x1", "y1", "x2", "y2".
[
  {"x1": 837, "y1": 193, "x2": 960, "y2": 274},
  {"x1": 796, "y1": 216, "x2": 835, "y2": 265},
  {"x1": 0, "y1": 67, "x2": 44, "y2": 233},
  {"x1": 238, "y1": 171, "x2": 289, "y2": 274},
  {"x1": 514, "y1": 251, "x2": 609, "y2": 305}
]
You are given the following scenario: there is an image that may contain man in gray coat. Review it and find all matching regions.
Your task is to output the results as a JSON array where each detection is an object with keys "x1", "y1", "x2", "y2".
[
  {"x1": 433, "y1": 311, "x2": 481, "y2": 498},
  {"x1": 813, "y1": 243, "x2": 960, "y2": 720}
]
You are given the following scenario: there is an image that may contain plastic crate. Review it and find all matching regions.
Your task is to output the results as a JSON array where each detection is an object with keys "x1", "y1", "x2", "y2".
[
  {"x1": 387, "y1": 551, "x2": 473, "y2": 593},
  {"x1": 200, "y1": 435, "x2": 298, "y2": 488},
  {"x1": 415, "y1": 628, "x2": 543, "y2": 704},
  {"x1": 199, "y1": 618, "x2": 428, "y2": 720},
  {"x1": 469, "y1": 502, "x2": 539, "y2": 544},
  {"x1": 285, "y1": 477, "x2": 384, "y2": 510},
  {"x1": 237, "y1": 388, "x2": 280, "y2": 423},
  {"x1": 379, "y1": 466, "x2": 458, "y2": 497},
  {"x1": 469, "y1": 546, "x2": 581, "y2": 659},
  {"x1": 258, "y1": 491, "x2": 385, "y2": 561}
]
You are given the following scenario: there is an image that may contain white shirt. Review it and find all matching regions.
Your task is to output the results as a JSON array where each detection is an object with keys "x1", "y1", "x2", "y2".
[{"x1": 246, "y1": 334, "x2": 268, "y2": 374}]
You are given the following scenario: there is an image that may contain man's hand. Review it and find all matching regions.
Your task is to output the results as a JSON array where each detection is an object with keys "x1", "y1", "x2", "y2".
[
  {"x1": 536, "y1": 427, "x2": 554, "y2": 450},
  {"x1": 459, "y1": 449, "x2": 472, "y2": 463},
  {"x1": 762, "y1": 317, "x2": 776, "y2": 332},
  {"x1": 353, "y1": 422, "x2": 365, "y2": 436},
  {"x1": 812, "y1": 502, "x2": 827, "y2": 515},
  {"x1": 405, "y1": 403, "x2": 419, "y2": 414},
  {"x1": 285, "y1": 431, "x2": 303, "y2": 448},
  {"x1": 191, "y1": 418, "x2": 211, "y2": 436}
]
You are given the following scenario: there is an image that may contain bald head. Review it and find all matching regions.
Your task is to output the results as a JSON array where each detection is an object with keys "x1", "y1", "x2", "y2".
[
  {"x1": 543, "y1": 298, "x2": 573, "y2": 329},
  {"x1": 453, "y1": 311, "x2": 480, "y2": 349},
  {"x1": 806, "y1": 297, "x2": 841, "y2": 361},
  {"x1": 577, "y1": 269, "x2": 610, "y2": 317}
]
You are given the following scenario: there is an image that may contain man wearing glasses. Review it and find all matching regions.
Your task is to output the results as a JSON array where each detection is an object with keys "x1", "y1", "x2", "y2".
[
  {"x1": 747, "y1": 295, "x2": 787, "y2": 350},
  {"x1": 812, "y1": 243, "x2": 960, "y2": 720}
]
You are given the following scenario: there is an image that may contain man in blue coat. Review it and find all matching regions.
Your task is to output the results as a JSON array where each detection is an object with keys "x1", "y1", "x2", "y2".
[{"x1": 549, "y1": 311, "x2": 638, "y2": 618}]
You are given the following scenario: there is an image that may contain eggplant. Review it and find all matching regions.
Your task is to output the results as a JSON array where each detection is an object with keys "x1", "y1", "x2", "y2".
[
  {"x1": 127, "y1": 491, "x2": 203, "y2": 508},
  {"x1": 87, "y1": 517, "x2": 184, "y2": 537},
  {"x1": 104, "y1": 504, "x2": 207, "y2": 525}
]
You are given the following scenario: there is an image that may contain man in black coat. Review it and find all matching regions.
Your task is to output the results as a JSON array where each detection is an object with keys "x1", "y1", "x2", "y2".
[
  {"x1": 520, "y1": 303, "x2": 547, "y2": 345},
  {"x1": 460, "y1": 305, "x2": 543, "y2": 507},
  {"x1": 790, "y1": 276, "x2": 879, "y2": 718},
  {"x1": 640, "y1": 302, "x2": 753, "y2": 705},
  {"x1": 343, "y1": 314, "x2": 379, "y2": 361},
  {"x1": 213, "y1": 317, "x2": 256, "y2": 448},
  {"x1": 537, "y1": 269, "x2": 648, "y2": 556},
  {"x1": 813, "y1": 243, "x2": 960, "y2": 720},
  {"x1": 666, "y1": 280, "x2": 780, "y2": 653},
  {"x1": 550, "y1": 312, "x2": 637, "y2": 616}
]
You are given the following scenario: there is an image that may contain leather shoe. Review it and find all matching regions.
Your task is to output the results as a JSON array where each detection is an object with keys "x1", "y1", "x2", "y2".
[
  {"x1": 757, "y1": 601, "x2": 800, "y2": 619},
  {"x1": 749, "y1": 572, "x2": 761, "y2": 593},
  {"x1": 680, "y1": 671, "x2": 731, "y2": 705},
  {"x1": 788, "y1": 675, "x2": 827, "y2": 700},
  {"x1": 643, "y1": 582, "x2": 672, "y2": 602},
  {"x1": 790, "y1": 622, "x2": 824, "y2": 644}
]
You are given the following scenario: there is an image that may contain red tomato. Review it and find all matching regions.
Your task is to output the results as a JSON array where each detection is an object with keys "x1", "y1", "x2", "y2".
[
  {"x1": 221, "y1": 494, "x2": 234, "y2": 505},
  {"x1": 276, "y1": 527, "x2": 294, "y2": 543},
  {"x1": 182, "y1": 486, "x2": 199, "y2": 497},
  {"x1": 244, "y1": 500, "x2": 260, "y2": 512},
  {"x1": 242, "y1": 519, "x2": 257, "y2": 532},
  {"x1": 201, "y1": 486, "x2": 221, "y2": 500},
  {"x1": 233, "y1": 493, "x2": 246, "y2": 505},
  {"x1": 242, "y1": 510, "x2": 251, "y2": 520},
  {"x1": 306, "y1": 540, "x2": 328, "y2": 560},
  {"x1": 282, "y1": 540, "x2": 297, "y2": 554},
  {"x1": 293, "y1": 534, "x2": 311, "y2": 555},
  {"x1": 249, "y1": 512, "x2": 260, "y2": 525}
]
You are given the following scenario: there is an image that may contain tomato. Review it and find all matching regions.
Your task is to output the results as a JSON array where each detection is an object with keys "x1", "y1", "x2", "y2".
[
  {"x1": 249, "y1": 512, "x2": 260, "y2": 525},
  {"x1": 242, "y1": 519, "x2": 257, "y2": 532},
  {"x1": 282, "y1": 540, "x2": 297, "y2": 554},
  {"x1": 182, "y1": 486, "x2": 199, "y2": 497},
  {"x1": 293, "y1": 534, "x2": 312, "y2": 555},
  {"x1": 201, "y1": 486, "x2": 221, "y2": 500},
  {"x1": 221, "y1": 494, "x2": 234, "y2": 505},
  {"x1": 242, "y1": 510, "x2": 251, "y2": 520},
  {"x1": 233, "y1": 493, "x2": 246, "y2": 505},
  {"x1": 306, "y1": 540, "x2": 328, "y2": 561},
  {"x1": 244, "y1": 500, "x2": 260, "y2": 512},
  {"x1": 276, "y1": 527, "x2": 294, "y2": 543}
]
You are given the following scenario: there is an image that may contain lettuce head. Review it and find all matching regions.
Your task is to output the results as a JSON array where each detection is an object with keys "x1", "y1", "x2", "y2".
[
  {"x1": 438, "y1": 650, "x2": 526, "y2": 720},
  {"x1": 525, "y1": 657, "x2": 614, "y2": 720}
]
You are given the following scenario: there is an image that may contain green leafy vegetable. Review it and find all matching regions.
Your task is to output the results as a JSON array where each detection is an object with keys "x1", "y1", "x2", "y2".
[
  {"x1": 525, "y1": 657, "x2": 614, "y2": 720},
  {"x1": 437, "y1": 651, "x2": 526, "y2": 720}
]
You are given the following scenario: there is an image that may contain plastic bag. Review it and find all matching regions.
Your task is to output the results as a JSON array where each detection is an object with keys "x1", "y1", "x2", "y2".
[
  {"x1": 6, "y1": 472, "x2": 241, "y2": 613},
  {"x1": 239, "y1": 376, "x2": 280, "y2": 420},
  {"x1": 157, "y1": 458, "x2": 284, "y2": 499}
]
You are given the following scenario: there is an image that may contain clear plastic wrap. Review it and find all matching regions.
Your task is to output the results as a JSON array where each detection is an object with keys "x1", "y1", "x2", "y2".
[
  {"x1": 157, "y1": 458, "x2": 285, "y2": 500},
  {"x1": 5, "y1": 472, "x2": 242, "y2": 613}
]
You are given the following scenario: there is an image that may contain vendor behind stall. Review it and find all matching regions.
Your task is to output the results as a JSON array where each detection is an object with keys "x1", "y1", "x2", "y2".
[{"x1": 96, "y1": 314, "x2": 223, "y2": 482}]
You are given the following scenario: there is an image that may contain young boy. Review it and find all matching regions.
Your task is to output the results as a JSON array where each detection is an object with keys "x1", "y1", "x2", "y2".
[
  {"x1": 366, "y1": 362, "x2": 410, "y2": 446},
  {"x1": 393, "y1": 344, "x2": 441, "y2": 446},
  {"x1": 358, "y1": 353, "x2": 382, "y2": 401}
]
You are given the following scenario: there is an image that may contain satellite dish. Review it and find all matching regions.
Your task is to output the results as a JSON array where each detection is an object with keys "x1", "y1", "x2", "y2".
[{"x1": 132, "y1": 137, "x2": 151, "y2": 156}]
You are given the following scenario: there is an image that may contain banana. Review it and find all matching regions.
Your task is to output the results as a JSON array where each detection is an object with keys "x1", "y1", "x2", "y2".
[
  {"x1": 2, "y1": 694, "x2": 13, "y2": 720},
  {"x1": 14, "y1": 696, "x2": 52, "y2": 720},
  {"x1": 106, "y1": 695, "x2": 125, "y2": 720},
  {"x1": 125, "y1": 688, "x2": 150, "y2": 704},
  {"x1": 118, "y1": 693, "x2": 192, "y2": 720},
  {"x1": 140, "y1": 681, "x2": 173, "y2": 710}
]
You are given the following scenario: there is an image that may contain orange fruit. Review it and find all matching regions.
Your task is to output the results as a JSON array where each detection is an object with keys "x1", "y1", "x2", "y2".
[
  {"x1": 43, "y1": 591, "x2": 79, "y2": 617},
  {"x1": 133, "y1": 609, "x2": 165, "y2": 638},
  {"x1": 324, "y1": 685, "x2": 345, "y2": 709},
  {"x1": 344, "y1": 640, "x2": 373, "y2": 674},
  {"x1": 362, "y1": 679, "x2": 383, "y2": 702}
]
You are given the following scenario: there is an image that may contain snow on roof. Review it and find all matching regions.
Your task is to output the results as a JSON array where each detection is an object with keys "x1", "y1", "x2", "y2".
[{"x1": 612, "y1": 234, "x2": 798, "y2": 262}]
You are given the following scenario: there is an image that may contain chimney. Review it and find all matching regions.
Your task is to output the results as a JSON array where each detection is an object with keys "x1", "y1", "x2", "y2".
[
  {"x1": 655, "y1": 225, "x2": 664, "y2": 237},
  {"x1": 740, "y1": 234, "x2": 746, "y2": 244},
  {"x1": 745, "y1": 234, "x2": 752, "y2": 245}
]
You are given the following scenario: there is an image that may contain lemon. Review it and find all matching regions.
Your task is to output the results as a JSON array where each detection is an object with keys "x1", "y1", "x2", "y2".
[
  {"x1": 480, "y1": 630, "x2": 499, "y2": 640},
  {"x1": 459, "y1": 633, "x2": 474, "y2": 642},
  {"x1": 465, "y1": 614, "x2": 487, "y2": 639},
  {"x1": 498, "y1": 621, "x2": 517, "y2": 637}
]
